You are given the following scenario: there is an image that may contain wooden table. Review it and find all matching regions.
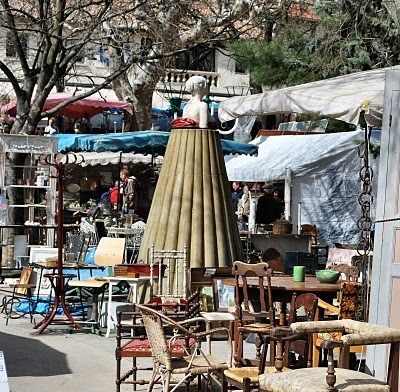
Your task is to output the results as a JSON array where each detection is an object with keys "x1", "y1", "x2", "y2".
[
  {"x1": 68, "y1": 278, "x2": 108, "y2": 333},
  {"x1": 222, "y1": 275, "x2": 341, "y2": 326},
  {"x1": 223, "y1": 275, "x2": 341, "y2": 301}
]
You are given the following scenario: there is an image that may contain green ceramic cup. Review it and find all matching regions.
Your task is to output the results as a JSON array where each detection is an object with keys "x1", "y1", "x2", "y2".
[{"x1": 293, "y1": 265, "x2": 306, "y2": 282}]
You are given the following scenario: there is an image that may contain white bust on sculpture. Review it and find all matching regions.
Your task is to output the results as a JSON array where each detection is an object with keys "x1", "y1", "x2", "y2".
[{"x1": 180, "y1": 75, "x2": 215, "y2": 129}]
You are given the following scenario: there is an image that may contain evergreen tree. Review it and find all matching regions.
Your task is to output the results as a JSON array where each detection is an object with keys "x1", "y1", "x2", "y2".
[{"x1": 230, "y1": 0, "x2": 400, "y2": 88}]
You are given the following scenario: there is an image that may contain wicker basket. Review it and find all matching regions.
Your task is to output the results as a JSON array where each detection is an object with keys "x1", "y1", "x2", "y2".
[{"x1": 272, "y1": 220, "x2": 292, "y2": 235}]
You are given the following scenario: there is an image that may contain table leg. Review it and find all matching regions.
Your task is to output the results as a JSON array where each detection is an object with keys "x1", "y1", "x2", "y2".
[
  {"x1": 131, "y1": 282, "x2": 138, "y2": 304},
  {"x1": 106, "y1": 282, "x2": 113, "y2": 338},
  {"x1": 279, "y1": 302, "x2": 287, "y2": 326},
  {"x1": 205, "y1": 319, "x2": 211, "y2": 355},
  {"x1": 92, "y1": 292, "x2": 98, "y2": 323}
]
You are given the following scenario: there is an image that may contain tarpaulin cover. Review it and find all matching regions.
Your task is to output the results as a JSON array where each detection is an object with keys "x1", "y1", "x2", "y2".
[
  {"x1": 225, "y1": 130, "x2": 380, "y2": 246},
  {"x1": 54, "y1": 131, "x2": 258, "y2": 156},
  {"x1": 218, "y1": 66, "x2": 400, "y2": 126},
  {"x1": 0, "y1": 92, "x2": 131, "y2": 118}
]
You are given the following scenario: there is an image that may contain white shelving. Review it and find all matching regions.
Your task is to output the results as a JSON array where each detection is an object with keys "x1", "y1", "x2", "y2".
[{"x1": 0, "y1": 135, "x2": 57, "y2": 250}]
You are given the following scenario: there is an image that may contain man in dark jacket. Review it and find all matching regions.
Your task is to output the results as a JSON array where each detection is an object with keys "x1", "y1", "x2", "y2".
[
  {"x1": 256, "y1": 184, "x2": 282, "y2": 224},
  {"x1": 231, "y1": 181, "x2": 243, "y2": 213}
]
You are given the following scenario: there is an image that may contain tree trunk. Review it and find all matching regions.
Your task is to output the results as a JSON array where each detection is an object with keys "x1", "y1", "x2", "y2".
[{"x1": 132, "y1": 85, "x2": 154, "y2": 131}]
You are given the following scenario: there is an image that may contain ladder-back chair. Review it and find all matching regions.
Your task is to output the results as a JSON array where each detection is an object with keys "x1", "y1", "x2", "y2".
[
  {"x1": 232, "y1": 261, "x2": 276, "y2": 367},
  {"x1": 149, "y1": 244, "x2": 188, "y2": 299}
]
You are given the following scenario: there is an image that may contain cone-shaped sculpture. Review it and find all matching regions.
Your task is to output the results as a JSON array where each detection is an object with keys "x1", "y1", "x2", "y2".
[{"x1": 138, "y1": 128, "x2": 242, "y2": 271}]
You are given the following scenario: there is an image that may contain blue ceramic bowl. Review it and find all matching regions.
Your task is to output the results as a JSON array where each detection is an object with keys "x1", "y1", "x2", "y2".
[{"x1": 315, "y1": 269, "x2": 340, "y2": 283}]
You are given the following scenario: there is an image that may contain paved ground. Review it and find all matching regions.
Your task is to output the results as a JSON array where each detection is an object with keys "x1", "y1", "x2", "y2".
[{"x1": 0, "y1": 312, "x2": 254, "y2": 392}]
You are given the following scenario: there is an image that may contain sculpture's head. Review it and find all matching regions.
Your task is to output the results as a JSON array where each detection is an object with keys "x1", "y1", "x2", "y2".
[{"x1": 185, "y1": 75, "x2": 207, "y2": 94}]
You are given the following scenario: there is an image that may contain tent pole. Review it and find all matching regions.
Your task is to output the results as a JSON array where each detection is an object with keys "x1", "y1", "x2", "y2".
[
  {"x1": 284, "y1": 167, "x2": 292, "y2": 221},
  {"x1": 117, "y1": 151, "x2": 122, "y2": 212}
]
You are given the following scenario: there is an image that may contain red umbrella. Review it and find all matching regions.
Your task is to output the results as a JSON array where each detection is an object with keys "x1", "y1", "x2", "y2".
[{"x1": 0, "y1": 92, "x2": 131, "y2": 118}]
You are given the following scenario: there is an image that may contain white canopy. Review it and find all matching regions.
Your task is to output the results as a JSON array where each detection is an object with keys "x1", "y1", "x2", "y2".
[
  {"x1": 225, "y1": 130, "x2": 364, "y2": 182},
  {"x1": 59, "y1": 151, "x2": 163, "y2": 167},
  {"x1": 225, "y1": 130, "x2": 379, "y2": 246},
  {"x1": 218, "y1": 66, "x2": 400, "y2": 126}
]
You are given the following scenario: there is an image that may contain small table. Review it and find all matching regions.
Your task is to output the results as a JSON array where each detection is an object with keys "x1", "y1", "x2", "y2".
[
  {"x1": 34, "y1": 273, "x2": 81, "y2": 334},
  {"x1": 200, "y1": 311, "x2": 235, "y2": 355},
  {"x1": 103, "y1": 276, "x2": 152, "y2": 337},
  {"x1": 68, "y1": 279, "x2": 108, "y2": 333}
]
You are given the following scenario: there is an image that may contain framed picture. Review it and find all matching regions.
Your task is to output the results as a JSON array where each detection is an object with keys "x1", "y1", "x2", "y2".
[
  {"x1": 213, "y1": 278, "x2": 235, "y2": 312},
  {"x1": 199, "y1": 286, "x2": 214, "y2": 312},
  {"x1": 29, "y1": 247, "x2": 58, "y2": 295}
]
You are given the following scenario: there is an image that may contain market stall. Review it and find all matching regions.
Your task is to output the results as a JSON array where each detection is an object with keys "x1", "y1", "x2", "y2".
[{"x1": 218, "y1": 65, "x2": 400, "y2": 126}]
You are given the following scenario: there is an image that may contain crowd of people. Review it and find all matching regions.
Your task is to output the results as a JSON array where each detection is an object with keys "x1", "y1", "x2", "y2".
[
  {"x1": 231, "y1": 181, "x2": 285, "y2": 230},
  {"x1": 100, "y1": 168, "x2": 138, "y2": 214}
]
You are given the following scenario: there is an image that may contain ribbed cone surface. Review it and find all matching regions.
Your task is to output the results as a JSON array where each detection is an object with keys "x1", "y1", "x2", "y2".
[{"x1": 138, "y1": 129, "x2": 242, "y2": 273}]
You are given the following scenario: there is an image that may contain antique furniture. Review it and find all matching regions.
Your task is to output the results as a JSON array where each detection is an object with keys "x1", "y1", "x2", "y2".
[
  {"x1": 222, "y1": 275, "x2": 341, "y2": 326},
  {"x1": 284, "y1": 292, "x2": 318, "y2": 368},
  {"x1": 115, "y1": 303, "x2": 198, "y2": 392},
  {"x1": 106, "y1": 223, "x2": 145, "y2": 263},
  {"x1": 232, "y1": 261, "x2": 275, "y2": 366},
  {"x1": 115, "y1": 279, "x2": 200, "y2": 390},
  {"x1": 313, "y1": 280, "x2": 362, "y2": 368},
  {"x1": 259, "y1": 320, "x2": 400, "y2": 392},
  {"x1": 222, "y1": 292, "x2": 316, "y2": 392},
  {"x1": 148, "y1": 244, "x2": 188, "y2": 298},
  {"x1": 67, "y1": 278, "x2": 108, "y2": 333},
  {"x1": 136, "y1": 304, "x2": 230, "y2": 392},
  {"x1": 190, "y1": 267, "x2": 235, "y2": 355},
  {"x1": 222, "y1": 332, "x2": 278, "y2": 392},
  {"x1": 0, "y1": 135, "x2": 57, "y2": 267},
  {"x1": 2, "y1": 266, "x2": 36, "y2": 325}
]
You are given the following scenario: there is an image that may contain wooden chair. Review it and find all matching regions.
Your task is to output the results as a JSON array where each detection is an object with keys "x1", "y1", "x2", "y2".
[
  {"x1": 260, "y1": 320, "x2": 400, "y2": 392},
  {"x1": 284, "y1": 293, "x2": 318, "y2": 368},
  {"x1": 2, "y1": 266, "x2": 36, "y2": 325},
  {"x1": 220, "y1": 262, "x2": 275, "y2": 392},
  {"x1": 136, "y1": 304, "x2": 230, "y2": 392},
  {"x1": 313, "y1": 280, "x2": 362, "y2": 368},
  {"x1": 232, "y1": 261, "x2": 276, "y2": 366}
]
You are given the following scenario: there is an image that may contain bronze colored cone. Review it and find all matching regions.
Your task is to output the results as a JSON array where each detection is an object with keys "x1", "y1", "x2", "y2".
[{"x1": 138, "y1": 129, "x2": 242, "y2": 293}]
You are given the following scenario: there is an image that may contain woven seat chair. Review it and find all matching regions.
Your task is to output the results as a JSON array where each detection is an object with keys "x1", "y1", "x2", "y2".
[
  {"x1": 137, "y1": 304, "x2": 230, "y2": 392},
  {"x1": 259, "y1": 320, "x2": 400, "y2": 392},
  {"x1": 115, "y1": 297, "x2": 199, "y2": 392}
]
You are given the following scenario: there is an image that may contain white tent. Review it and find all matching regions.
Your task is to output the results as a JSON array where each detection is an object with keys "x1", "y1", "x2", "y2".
[
  {"x1": 226, "y1": 130, "x2": 379, "y2": 246},
  {"x1": 218, "y1": 66, "x2": 400, "y2": 126}
]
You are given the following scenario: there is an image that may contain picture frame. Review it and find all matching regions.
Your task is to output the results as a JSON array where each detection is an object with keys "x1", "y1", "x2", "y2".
[
  {"x1": 29, "y1": 247, "x2": 58, "y2": 295},
  {"x1": 199, "y1": 286, "x2": 214, "y2": 312},
  {"x1": 189, "y1": 267, "x2": 233, "y2": 312},
  {"x1": 213, "y1": 278, "x2": 235, "y2": 312}
]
